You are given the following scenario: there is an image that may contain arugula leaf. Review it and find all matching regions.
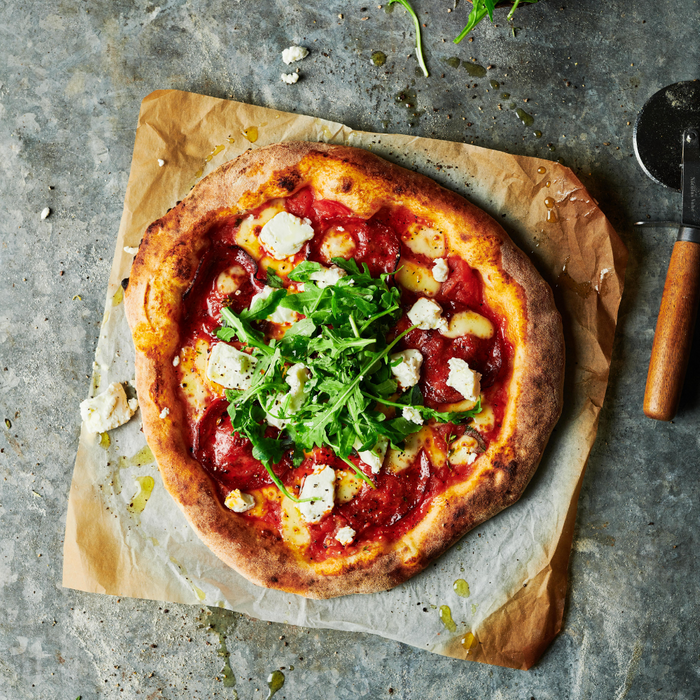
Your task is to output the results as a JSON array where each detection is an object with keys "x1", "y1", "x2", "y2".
[
  {"x1": 386, "y1": 0, "x2": 430, "y2": 78},
  {"x1": 215, "y1": 260, "x2": 484, "y2": 502},
  {"x1": 454, "y1": 0, "x2": 539, "y2": 44},
  {"x1": 266, "y1": 267, "x2": 286, "y2": 289}
]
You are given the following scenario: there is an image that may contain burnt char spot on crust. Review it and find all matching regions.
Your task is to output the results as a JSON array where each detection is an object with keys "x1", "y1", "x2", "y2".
[
  {"x1": 277, "y1": 170, "x2": 302, "y2": 193},
  {"x1": 339, "y1": 176, "x2": 353, "y2": 193}
]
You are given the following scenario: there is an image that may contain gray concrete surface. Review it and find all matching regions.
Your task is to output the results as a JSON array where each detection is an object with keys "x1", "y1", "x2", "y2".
[{"x1": 1, "y1": 1, "x2": 699, "y2": 698}]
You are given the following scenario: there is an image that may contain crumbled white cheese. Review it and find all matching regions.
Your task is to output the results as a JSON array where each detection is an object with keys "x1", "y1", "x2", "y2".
[
  {"x1": 281, "y1": 72, "x2": 300, "y2": 85},
  {"x1": 259, "y1": 211, "x2": 314, "y2": 258},
  {"x1": 266, "y1": 363, "x2": 311, "y2": 429},
  {"x1": 402, "y1": 406, "x2": 424, "y2": 425},
  {"x1": 250, "y1": 285, "x2": 298, "y2": 324},
  {"x1": 123, "y1": 246, "x2": 139, "y2": 255},
  {"x1": 40, "y1": 207, "x2": 50, "y2": 220},
  {"x1": 308, "y1": 264, "x2": 349, "y2": 289},
  {"x1": 335, "y1": 526, "x2": 356, "y2": 546},
  {"x1": 446, "y1": 358, "x2": 481, "y2": 402},
  {"x1": 389, "y1": 349, "x2": 423, "y2": 390},
  {"x1": 354, "y1": 435, "x2": 389, "y2": 474},
  {"x1": 297, "y1": 464, "x2": 335, "y2": 523},
  {"x1": 407, "y1": 297, "x2": 447, "y2": 331},
  {"x1": 159, "y1": 407, "x2": 170, "y2": 419},
  {"x1": 282, "y1": 46, "x2": 309, "y2": 64},
  {"x1": 224, "y1": 489, "x2": 256, "y2": 513},
  {"x1": 80, "y1": 382, "x2": 139, "y2": 433},
  {"x1": 432, "y1": 257, "x2": 449, "y2": 282},
  {"x1": 157, "y1": 158, "x2": 165, "y2": 167},
  {"x1": 206, "y1": 343, "x2": 257, "y2": 390},
  {"x1": 172, "y1": 356, "x2": 180, "y2": 367}
]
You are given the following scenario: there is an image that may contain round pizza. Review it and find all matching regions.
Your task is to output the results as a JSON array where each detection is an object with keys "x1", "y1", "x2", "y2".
[{"x1": 124, "y1": 142, "x2": 564, "y2": 599}]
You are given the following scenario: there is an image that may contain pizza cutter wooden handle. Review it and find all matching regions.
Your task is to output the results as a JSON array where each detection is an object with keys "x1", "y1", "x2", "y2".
[{"x1": 644, "y1": 240, "x2": 700, "y2": 420}]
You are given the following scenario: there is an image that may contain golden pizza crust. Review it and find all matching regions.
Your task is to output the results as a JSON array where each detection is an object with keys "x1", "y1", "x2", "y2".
[{"x1": 125, "y1": 142, "x2": 565, "y2": 598}]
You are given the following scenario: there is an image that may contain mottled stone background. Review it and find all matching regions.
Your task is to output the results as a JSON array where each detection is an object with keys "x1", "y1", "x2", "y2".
[{"x1": 1, "y1": 1, "x2": 699, "y2": 698}]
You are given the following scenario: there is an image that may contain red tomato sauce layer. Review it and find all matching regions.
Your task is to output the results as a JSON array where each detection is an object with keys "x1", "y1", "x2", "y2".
[{"x1": 180, "y1": 189, "x2": 513, "y2": 560}]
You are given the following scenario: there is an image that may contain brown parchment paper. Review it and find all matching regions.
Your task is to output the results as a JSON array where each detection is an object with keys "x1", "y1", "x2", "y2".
[{"x1": 63, "y1": 89, "x2": 627, "y2": 670}]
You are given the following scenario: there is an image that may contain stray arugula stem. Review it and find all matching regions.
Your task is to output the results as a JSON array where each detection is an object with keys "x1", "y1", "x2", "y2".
[
  {"x1": 387, "y1": 0, "x2": 429, "y2": 77},
  {"x1": 507, "y1": 0, "x2": 522, "y2": 20},
  {"x1": 262, "y1": 462, "x2": 319, "y2": 504},
  {"x1": 454, "y1": 0, "x2": 538, "y2": 44},
  {"x1": 339, "y1": 455, "x2": 377, "y2": 489}
]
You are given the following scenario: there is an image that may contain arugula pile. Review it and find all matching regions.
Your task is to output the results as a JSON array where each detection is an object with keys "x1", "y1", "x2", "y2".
[
  {"x1": 216, "y1": 259, "x2": 481, "y2": 502},
  {"x1": 454, "y1": 0, "x2": 540, "y2": 44}
]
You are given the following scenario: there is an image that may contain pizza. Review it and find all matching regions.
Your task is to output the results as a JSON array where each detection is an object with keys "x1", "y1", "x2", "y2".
[{"x1": 124, "y1": 142, "x2": 564, "y2": 599}]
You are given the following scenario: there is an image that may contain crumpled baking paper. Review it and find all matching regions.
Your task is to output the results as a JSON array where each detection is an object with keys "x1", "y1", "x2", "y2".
[{"x1": 63, "y1": 90, "x2": 627, "y2": 670}]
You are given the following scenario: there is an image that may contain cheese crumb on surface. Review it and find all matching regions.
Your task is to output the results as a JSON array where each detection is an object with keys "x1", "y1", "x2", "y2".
[
  {"x1": 407, "y1": 297, "x2": 447, "y2": 331},
  {"x1": 80, "y1": 382, "x2": 138, "y2": 433},
  {"x1": 206, "y1": 343, "x2": 257, "y2": 390},
  {"x1": 159, "y1": 407, "x2": 170, "y2": 419},
  {"x1": 123, "y1": 246, "x2": 139, "y2": 255},
  {"x1": 172, "y1": 356, "x2": 180, "y2": 367},
  {"x1": 308, "y1": 264, "x2": 349, "y2": 289},
  {"x1": 446, "y1": 358, "x2": 481, "y2": 402},
  {"x1": 40, "y1": 207, "x2": 50, "y2": 220},
  {"x1": 282, "y1": 46, "x2": 309, "y2": 64},
  {"x1": 354, "y1": 435, "x2": 389, "y2": 474},
  {"x1": 432, "y1": 257, "x2": 449, "y2": 282},
  {"x1": 259, "y1": 211, "x2": 314, "y2": 258},
  {"x1": 297, "y1": 464, "x2": 336, "y2": 523},
  {"x1": 281, "y1": 72, "x2": 300, "y2": 85},
  {"x1": 335, "y1": 526, "x2": 356, "y2": 545},
  {"x1": 389, "y1": 349, "x2": 423, "y2": 390},
  {"x1": 224, "y1": 489, "x2": 256, "y2": 513},
  {"x1": 250, "y1": 285, "x2": 298, "y2": 324},
  {"x1": 157, "y1": 158, "x2": 165, "y2": 167},
  {"x1": 402, "y1": 406, "x2": 424, "y2": 424}
]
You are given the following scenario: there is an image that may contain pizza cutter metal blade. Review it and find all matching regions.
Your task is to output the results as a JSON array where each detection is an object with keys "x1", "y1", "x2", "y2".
[{"x1": 633, "y1": 80, "x2": 700, "y2": 421}]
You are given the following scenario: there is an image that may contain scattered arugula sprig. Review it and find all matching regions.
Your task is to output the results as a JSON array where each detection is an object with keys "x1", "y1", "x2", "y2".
[
  {"x1": 454, "y1": 0, "x2": 539, "y2": 44},
  {"x1": 387, "y1": 0, "x2": 429, "y2": 78},
  {"x1": 216, "y1": 259, "x2": 481, "y2": 502}
]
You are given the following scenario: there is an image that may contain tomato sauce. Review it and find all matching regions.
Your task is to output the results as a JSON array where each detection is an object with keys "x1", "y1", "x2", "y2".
[{"x1": 179, "y1": 188, "x2": 513, "y2": 560}]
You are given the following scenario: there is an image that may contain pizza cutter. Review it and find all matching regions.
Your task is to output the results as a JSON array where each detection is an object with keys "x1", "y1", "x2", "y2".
[{"x1": 633, "y1": 80, "x2": 700, "y2": 421}]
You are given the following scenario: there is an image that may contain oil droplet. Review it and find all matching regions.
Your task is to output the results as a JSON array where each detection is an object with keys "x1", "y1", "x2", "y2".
[
  {"x1": 544, "y1": 197, "x2": 555, "y2": 209},
  {"x1": 533, "y1": 130, "x2": 542, "y2": 138},
  {"x1": 444, "y1": 56, "x2": 461, "y2": 69},
  {"x1": 501, "y1": 92, "x2": 510, "y2": 99},
  {"x1": 545, "y1": 180, "x2": 551, "y2": 187},
  {"x1": 414, "y1": 66, "x2": 424, "y2": 77},
  {"x1": 489, "y1": 79, "x2": 499, "y2": 89},
  {"x1": 4, "y1": 418, "x2": 11, "y2": 429},
  {"x1": 453, "y1": 579, "x2": 471, "y2": 598},
  {"x1": 384, "y1": 1, "x2": 395, "y2": 12},
  {"x1": 127, "y1": 475, "x2": 155, "y2": 514},
  {"x1": 537, "y1": 166, "x2": 546, "y2": 174},
  {"x1": 111, "y1": 286, "x2": 124, "y2": 306},
  {"x1": 99, "y1": 432, "x2": 111, "y2": 449},
  {"x1": 119, "y1": 445, "x2": 155, "y2": 469},
  {"x1": 508, "y1": 101, "x2": 516, "y2": 110},
  {"x1": 548, "y1": 144, "x2": 556, "y2": 152},
  {"x1": 461, "y1": 632, "x2": 478, "y2": 654},
  {"x1": 371, "y1": 51, "x2": 387, "y2": 66},
  {"x1": 243, "y1": 126, "x2": 258, "y2": 143},
  {"x1": 463, "y1": 62, "x2": 487, "y2": 78},
  {"x1": 471, "y1": 603, "x2": 477, "y2": 615},
  {"x1": 266, "y1": 670, "x2": 285, "y2": 699},
  {"x1": 557, "y1": 266, "x2": 592, "y2": 297},
  {"x1": 194, "y1": 168, "x2": 204, "y2": 178},
  {"x1": 515, "y1": 108, "x2": 534, "y2": 126},
  {"x1": 227, "y1": 137, "x2": 235, "y2": 144},
  {"x1": 546, "y1": 210, "x2": 559, "y2": 223},
  {"x1": 439, "y1": 605, "x2": 457, "y2": 632},
  {"x1": 205, "y1": 144, "x2": 225, "y2": 162},
  {"x1": 192, "y1": 585, "x2": 206, "y2": 601},
  {"x1": 289, "y1": 665, "x2": 295, "y2": 671}
]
